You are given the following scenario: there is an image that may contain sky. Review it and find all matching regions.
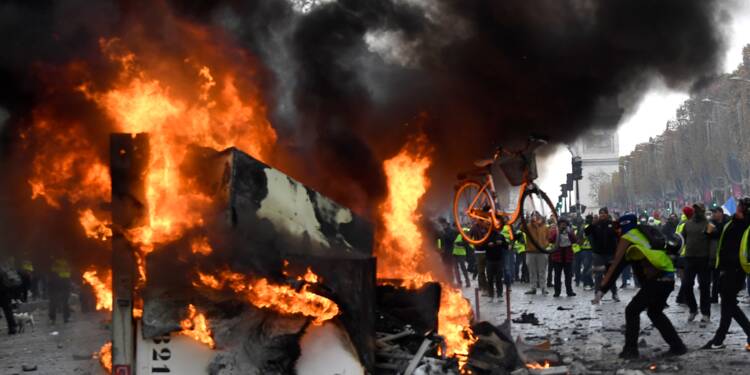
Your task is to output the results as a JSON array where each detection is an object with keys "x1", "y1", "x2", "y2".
[{"x1": 538, "y1": 3, "x2": 750, "y2": 201}]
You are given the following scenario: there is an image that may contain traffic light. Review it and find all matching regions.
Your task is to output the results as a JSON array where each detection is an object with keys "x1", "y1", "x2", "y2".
[
  {"x1": 572, "y1": 156, "x2": 583, "y2": 180},
  {"x1": 566, "y1": 173, "x2": 573, "y2": 191}
]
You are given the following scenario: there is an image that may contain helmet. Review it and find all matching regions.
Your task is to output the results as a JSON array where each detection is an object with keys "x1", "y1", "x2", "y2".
[{"x1": 618, "y1": 213, "x2": 638, "y2": 234}]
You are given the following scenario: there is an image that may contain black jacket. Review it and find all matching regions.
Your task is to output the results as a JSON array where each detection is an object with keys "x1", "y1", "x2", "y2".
[
  {"x1": 585, "y1": 219, "x2": 619, "y2": 256},
  {"x1": 478, "y1": 231, "x2": 508, "y2": 262},
  {"x1": 717, "y1": 218, "x2": 750, "y2": 272}
]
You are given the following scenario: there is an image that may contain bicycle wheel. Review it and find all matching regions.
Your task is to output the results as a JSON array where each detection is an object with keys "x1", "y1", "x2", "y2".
[
  {"x1": 453, "y1": 180, "x2": 493, "y2": 245},
  {"x1": 519, "y1": 186, "x2": 558, "y2": 254}
]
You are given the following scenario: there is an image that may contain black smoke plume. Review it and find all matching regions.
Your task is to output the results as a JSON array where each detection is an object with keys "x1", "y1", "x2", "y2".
[{"x1": 0, "y1": 0, "x2": 734, "y2": 263}]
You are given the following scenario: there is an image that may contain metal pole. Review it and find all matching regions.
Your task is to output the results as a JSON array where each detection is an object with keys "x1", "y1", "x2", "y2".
[
  {"x1": 575, "y1": 179, "x2": 581, "y2": 214},
  {"x1": 110, "y1": 133, "x2": 149, "y2": 375},
  {"x1": 474, "y1": 288, "x2": 481, "y2": 321}
]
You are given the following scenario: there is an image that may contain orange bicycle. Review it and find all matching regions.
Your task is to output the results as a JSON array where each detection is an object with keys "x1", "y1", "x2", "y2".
[{"x1": 453, "y1": 137, "x2": 558, "y2": 252}]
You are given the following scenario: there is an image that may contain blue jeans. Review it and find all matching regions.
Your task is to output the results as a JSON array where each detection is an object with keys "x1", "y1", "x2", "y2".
[{"x1": 574, "y1": 250, "x2": 594, "y2": 287}]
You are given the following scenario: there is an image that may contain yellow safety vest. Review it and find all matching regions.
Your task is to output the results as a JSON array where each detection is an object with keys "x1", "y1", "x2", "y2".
[
  {"x1": 514, "y1": 233, "x2": 526, "y2": 254},
  {"x1": 453, "y1": 234, "x2": 467, "y2": 256},
  {"x1": 580, "y1": 225, "x2": 592, "y2": 250},
  {"x1": 622, "y1": 229, "x2": 675, "y2": 273},
  {"x1": 572, "y1": 243, "x2": 582, "y2": 254},
  {"x1": 676, "y1": 222, "x2": 687, "y2": 256},
  {"x1": 716, "y1": 220, "x2": 750, "y2": 273},
  {"x1": 21, "y1": 260, "x2": 34, "y2": 272},
  {"x1": 51, "y1": 259, "x2": 71, "y2": 279}
]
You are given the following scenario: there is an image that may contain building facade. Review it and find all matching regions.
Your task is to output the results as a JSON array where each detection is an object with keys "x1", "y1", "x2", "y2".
[{"x1": 569, "y1": 129, "x2": 620, "y2": 215}]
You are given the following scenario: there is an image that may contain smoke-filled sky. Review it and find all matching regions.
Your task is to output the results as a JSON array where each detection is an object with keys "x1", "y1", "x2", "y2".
[
  {"x1": 538, "y1": 0, "x2": 749, "y2": 200},
  {"x1": 0, "y1": 0, "x2": 740, "y2": 222}
]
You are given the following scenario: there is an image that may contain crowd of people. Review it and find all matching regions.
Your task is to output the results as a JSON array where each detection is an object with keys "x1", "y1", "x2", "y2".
[
  {"x1": 434, "y1": 207, "x2": 625, "y2": 301},
  {"x1": 436, "y1": 201, "x2": 750, "y2": 356}
]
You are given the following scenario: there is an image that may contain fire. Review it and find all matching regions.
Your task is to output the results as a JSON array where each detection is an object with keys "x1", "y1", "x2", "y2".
[
  {"x1": 180, "y1": 304, "x2": 215, "y2": 349},
  {"x1": 526, "y1": 361, "x2": 551, "y2": 369},
  {"x1": 377, "y1": 133, "x2": 433, "y2": 281},
  {"x1": 196, "y1": 268, "x2": 339, "y2": 325},
  {"x1": 82, "y1": 269, "x2": 113, "y2": 311},
  {"x1": 191, "y1": 236, "x2": 213, "y2": 256},
  {"x1": 298, "y1": 267, "x2": 320, "y2": 283},
  {"x1": 79, "y1": 209, "x2": 113, "y2": 241},
  {"x1": 87, "y1": 37, "x2": 277, "y2": 255},
  {"x1": 98, "y1": 342, "x2": 112, "y2": 373},
  {"x1": 246, "y1": 278, "x2": 339, "y2": 325},
  {"x1": 25, "y1": 17, "x2": 277, "y2": 274},
  {"x1": 26, "y1": 120, "x2": 111, "y2": 209},
  {"x1": 376, "y1": 134, "x2": 477, "y2": 363}
]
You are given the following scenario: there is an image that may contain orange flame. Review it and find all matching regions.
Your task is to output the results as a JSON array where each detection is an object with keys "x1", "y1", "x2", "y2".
[
  {"x1": 180, "y1": 304, "x2": 215, "y2": 349},
  {"x1": 191, "y1": 236, "x2": 213, "y2": 256},
  {"x1": 86, "y1": 37, "x2": 276, "y2": 256},
  {"x1": 526, "y1": 361, "x2": 551, "y2": 369},
  {"x1": 26, "y1": 21, "x2": 277, "y2": 275},
  {"x1": 196, "y1": 268, "x2": 339, "y2": 325},
  {"x1": 27, "y1": 120, "x2": 111, "y2": 209},
  {"x1": 82, "y1": 269, "x2": 113, "y2": 311},
  {"x1": 376, "y1": 133, "x2": 477, "y2": 364},
  {"x1": 98, "y1": 342, "x2": 112, "y2": 373},
  {"x1": 79, "y1": 209, "x2": 113, "y2": 241}
]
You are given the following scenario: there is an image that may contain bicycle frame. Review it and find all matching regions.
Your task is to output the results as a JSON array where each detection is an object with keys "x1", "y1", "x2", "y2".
[{"x1": 465, "y1": 172, "x2": 533, "y2": 236}]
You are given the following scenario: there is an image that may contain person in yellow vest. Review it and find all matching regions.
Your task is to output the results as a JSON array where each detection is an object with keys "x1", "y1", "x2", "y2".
[
  {"x1": 574, "y1": 215, "x2": 595, "y2": 290},
  {"x1": 49, "y1": 256, "x2": 72, "y2": 324},
  {"x1": 701, "y1": 197, "x2": 750, "y2": 351},
  {"x1": 513, "y1": 230, "x2": 528, "y2": 283},
  {"x1": 452, "y1": 232, "x2": 472, "y2": 288},
  {"x1": 593, "y1": 213, "x2": 687, "y2": 359}
]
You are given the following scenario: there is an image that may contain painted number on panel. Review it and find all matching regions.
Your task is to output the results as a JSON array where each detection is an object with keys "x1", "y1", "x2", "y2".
[{"x1": 151, "y1": 335, "x2": 171, "y2": 373}]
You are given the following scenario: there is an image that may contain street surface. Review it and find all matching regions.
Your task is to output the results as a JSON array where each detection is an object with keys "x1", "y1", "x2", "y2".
[
  {"x1": 2, "y1": 284, "x2": 750, "y2": 374},
  {"x1": 463, "y1": 282, "x2": 750, "y2": 374},
  {"x1": 0, "y1": 303, "x2": 108, "y2": 375}
]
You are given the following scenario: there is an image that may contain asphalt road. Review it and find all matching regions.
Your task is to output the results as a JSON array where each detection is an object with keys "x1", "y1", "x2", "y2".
[
  {"x1": 2, "y1": 282, "x2": 749, "y2": 375},
  {"x1": 0, "y1": 302, "x2": 108, "y2": 375},
  {"x1": 462, "y1": 280, "x2": 750, "y2": 374}
]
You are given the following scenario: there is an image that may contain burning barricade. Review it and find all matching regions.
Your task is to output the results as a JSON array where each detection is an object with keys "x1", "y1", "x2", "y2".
[
  {"x1": 79, "y1": 139, "x2": 500, "y2": 374},
  {"x1": 23, "y1": 37, "x2": 513, "y2": 373}
]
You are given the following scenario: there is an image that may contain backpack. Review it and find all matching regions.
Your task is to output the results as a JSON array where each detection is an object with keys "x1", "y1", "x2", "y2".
[
  {"x1": 0, "y1": 265, "x2": 22, "y2": 288},
  {"x1": 637, "y1": 224, "x2": 667, "y2": 251}
]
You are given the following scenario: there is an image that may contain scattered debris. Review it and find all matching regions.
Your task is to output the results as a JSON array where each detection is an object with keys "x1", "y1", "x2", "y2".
[
  {"x1": 467, "y1": 322, "x2": 522, "y2": 374},
  {"x1": 513, "y1": 313, "x2": 540, "y2": 326}
]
